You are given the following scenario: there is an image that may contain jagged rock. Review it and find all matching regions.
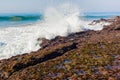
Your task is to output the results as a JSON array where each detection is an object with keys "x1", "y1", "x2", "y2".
[
  {"x1": 114, "y1": 24, "x2": 120, "y2": 30},
  {"x1": 89, "y1": 18, "x2": 113, "y2": 25},
  {"x1": 40, "y1": 38, "x2": 50, "y2": 48}
]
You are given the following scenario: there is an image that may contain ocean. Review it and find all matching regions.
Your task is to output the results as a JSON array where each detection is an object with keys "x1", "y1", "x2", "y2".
[
  {"x1": 85, "y1": 12, "x2": 120, "y2": 19},
  {"x1": 0, "y1": 7, "x2": 119, "y2": 59},
  {"x1": 0, "y1": 12, "x2": 119, "y2": 27},
  {"x1": 0, "y1": 13, "x2": 42, "y2": 27}
]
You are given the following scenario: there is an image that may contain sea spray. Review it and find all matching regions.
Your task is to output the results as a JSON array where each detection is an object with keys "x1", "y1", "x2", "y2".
[
  {"x1": 42, "y1": 4, "x2": 84, "y2": 38},
  {"x1": 0, "y1": 4, "x2": 108, "y2": 59}
]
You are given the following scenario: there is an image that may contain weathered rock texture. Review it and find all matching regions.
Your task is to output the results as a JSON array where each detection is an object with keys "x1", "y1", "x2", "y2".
[{"x1": 0, "y1": 17, "x2": 120, "y2": 80}]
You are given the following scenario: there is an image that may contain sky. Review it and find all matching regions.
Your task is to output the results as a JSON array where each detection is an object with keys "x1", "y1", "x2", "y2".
[{"x1": 0, "y1": 0, "x2": 120, "y2": 13}]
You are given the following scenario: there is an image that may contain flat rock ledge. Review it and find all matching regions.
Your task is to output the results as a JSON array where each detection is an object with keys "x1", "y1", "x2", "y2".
[{"x1": 0, "y1": 16, "x2": 120, "y2": 80}]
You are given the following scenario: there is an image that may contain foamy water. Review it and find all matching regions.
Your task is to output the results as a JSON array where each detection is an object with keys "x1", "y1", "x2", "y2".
[{"x1": 0, "y1": 4, "x2": 109, "y2": 59}]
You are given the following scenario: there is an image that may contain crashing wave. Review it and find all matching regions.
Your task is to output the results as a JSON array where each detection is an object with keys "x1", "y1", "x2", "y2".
[{"x1": 0, "y1": 4, "x2": 109, "y2": 59}]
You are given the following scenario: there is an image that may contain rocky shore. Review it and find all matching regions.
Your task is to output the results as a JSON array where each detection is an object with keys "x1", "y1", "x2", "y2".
[{"x1": 0, "y1": 16, "x2": 120, "y2": 80}]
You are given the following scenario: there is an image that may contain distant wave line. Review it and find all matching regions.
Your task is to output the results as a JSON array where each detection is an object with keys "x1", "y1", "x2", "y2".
[{"x1": 0, "y1": 15, "x2": 43, "y2": 21}]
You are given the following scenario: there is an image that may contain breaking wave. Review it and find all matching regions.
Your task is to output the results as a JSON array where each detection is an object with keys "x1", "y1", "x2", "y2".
[
  {"x1": 0, "y1": 15, "x2": 41, "y2": 21},
  {"x1": 0, "y1": 4, "x2": 108, "y2": 59}
]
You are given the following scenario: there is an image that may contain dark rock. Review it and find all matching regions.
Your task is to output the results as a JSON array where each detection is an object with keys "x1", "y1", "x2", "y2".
[{"x1": 114, "y1": 24, "x2": 120, "y2": 30}]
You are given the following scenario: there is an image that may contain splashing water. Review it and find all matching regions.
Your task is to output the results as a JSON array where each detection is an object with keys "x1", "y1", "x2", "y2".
[{"x1": 0, "y1": 4, "x2": 108, "y2": 59}]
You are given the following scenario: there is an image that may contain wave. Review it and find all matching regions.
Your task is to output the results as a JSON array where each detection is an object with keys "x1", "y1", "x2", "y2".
[
  {"x1": 0, "y1": 15, "x2": 42, "y2": 21},
  {"x1": 0, "y1": 4, "x2": 109, "y2": 60}
]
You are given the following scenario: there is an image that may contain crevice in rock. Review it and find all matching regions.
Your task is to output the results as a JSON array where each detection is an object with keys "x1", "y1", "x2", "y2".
[{"x1": 12, "y1": 42, "x2": 77, "y2": 73}]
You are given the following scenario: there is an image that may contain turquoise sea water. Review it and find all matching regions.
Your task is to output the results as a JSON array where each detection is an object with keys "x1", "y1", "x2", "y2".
[
  {"x1": 0, "y1": 12, "x2": 120, "y2": 27},
  {"x1": 0, "y1": 13, "x2": 43, "y2": 27},
  {"x1": 83, "y1": 12, "x2": 120, "y2": 20}
]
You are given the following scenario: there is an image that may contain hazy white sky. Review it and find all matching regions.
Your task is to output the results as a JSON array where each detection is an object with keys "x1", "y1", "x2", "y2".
[{"x1": 0, "y1": 0, "x2": 120, "y2": 13}]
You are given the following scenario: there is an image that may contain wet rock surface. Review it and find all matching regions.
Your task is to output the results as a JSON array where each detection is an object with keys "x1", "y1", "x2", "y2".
[{"x1": 0, "y1": 16, "x2": 120, "y2": 80}]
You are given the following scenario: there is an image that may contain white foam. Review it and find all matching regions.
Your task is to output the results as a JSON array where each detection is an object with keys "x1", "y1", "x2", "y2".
[{"x1": 0, "y1": 4, "x2": 109, "y2": 60}]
